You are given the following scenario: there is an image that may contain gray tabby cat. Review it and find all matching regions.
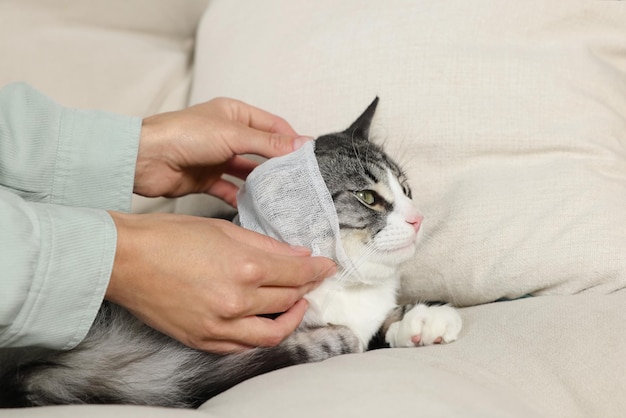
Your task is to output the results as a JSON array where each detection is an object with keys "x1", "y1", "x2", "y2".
[{"x1": 0, "y1": 98, "x2": 461, "y2": 409}]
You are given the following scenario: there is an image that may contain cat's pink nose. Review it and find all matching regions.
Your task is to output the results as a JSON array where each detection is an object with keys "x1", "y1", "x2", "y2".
[{"x1": 407, "y1": 215, "x2": 424, "y2": 232}]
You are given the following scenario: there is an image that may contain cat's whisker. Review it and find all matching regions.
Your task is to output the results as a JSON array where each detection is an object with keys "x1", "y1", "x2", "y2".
[
  {"x1": 335, "y1": 241, "x2": 378, "y2": 284},
  {"x1": 316, "y1": 242, "x2": 380, "y2": 317},
  {"x1": 390, "y1": 135, "x2": 417, "y2": 173}
]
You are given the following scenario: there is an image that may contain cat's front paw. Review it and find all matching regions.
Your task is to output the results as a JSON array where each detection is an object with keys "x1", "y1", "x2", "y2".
[{"x1": 385, "y1": 304, "x2": 462, "y2": 348}]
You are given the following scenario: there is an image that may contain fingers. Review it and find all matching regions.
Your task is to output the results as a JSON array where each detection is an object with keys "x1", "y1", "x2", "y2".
[
  {"x1": 202, "y1": 157, "x2": 257, "y2": 206},
  {"x1": 205, "y1": 179, "x2": 239, "y2": 207},
  {"x1": 252, "y1": 281, "x2": 320, "y2": 317},
  {"x1": 232, "y1": 299, "x2": 309, "y2": 348},
  {"x1": 223, "y1": 155, "x2": 259, "y2": 180},
  {"x1": 222, "y1": 100, "x2": 314, "y2": 159},
  {"x1": 253, "y1": 298, "x2": 309, "y2": 347},
  {"x1": 220, "y1": 221, "x2": 314, "y2": 257},
  {"x1": 230, "y1": 125, "x2": 307, "y2": 159},
  {"x1": 245, "y1": 247, "x2": 337, "y2": 287},
  {"x1": 220, "y1": 223, "x2": 337, "y2": 287},
  {"x1": 194, "y1": 299, "x2": 309, "y2": 353},
  {"x1": 255, "y1": 251, "x2": 337, "y2": 287},
  {"x1": 232, "y1": 100, "x2": 299, "y2": 137}
]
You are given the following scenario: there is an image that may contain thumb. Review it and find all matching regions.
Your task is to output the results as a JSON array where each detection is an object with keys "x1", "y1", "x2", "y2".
[{"x1": 235, "y1": 126, "x2": 314, "y2": 159}]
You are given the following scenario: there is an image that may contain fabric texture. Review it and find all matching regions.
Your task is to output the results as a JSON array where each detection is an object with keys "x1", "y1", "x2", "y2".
[
  {"x1": 0, "y1": 0, "x2": 207, "y2": 117},
  {"x1": 201, "y1": 292, "x2": 626, "y2": 418},
  {"x1": 236, "y1": 141, "x2": 351, "y2": 270},
  {"x1": 191, "y1": 0, "x2": 626, "y2": 307},
  {"x1": 2, "y1": 1, "x2": 625, "y2": 417},
  {"x1": 0, "y1": 83, "x2": 141, "y2": 349},
  {"x1": 0, "y1": 0, "x2": 210, "y2": 215}
]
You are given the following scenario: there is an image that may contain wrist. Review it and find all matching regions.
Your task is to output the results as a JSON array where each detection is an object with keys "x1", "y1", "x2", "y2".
[
  {"x1": 135, "y1": 115, "x2": 170, "y2": 197},
  {"x1": 106, "y1": 211, "x2": 142, "y2": 307}
]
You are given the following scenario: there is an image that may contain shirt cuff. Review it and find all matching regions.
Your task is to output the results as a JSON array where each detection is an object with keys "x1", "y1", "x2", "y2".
[
  {"x1": 52, "y1": 106, "x2": 141, "y2": 212},
  {"x1": 1, "y1": 200, "x2": 116, "y2": 350}
]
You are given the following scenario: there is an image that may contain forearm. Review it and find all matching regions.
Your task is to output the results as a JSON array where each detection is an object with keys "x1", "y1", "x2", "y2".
[
  {"x1": 0, "y1": 82, "x2": 142, "y2": 349},
  {"x1": 0, "y1": 189, "x2": 116, "y2": 349}
]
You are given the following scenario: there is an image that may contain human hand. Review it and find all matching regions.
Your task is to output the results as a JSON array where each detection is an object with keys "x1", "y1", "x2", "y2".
[
  {"x1": 134, "y1": 97, "x2": 312, "y2": 206},
  {"x1": 106, "y1": 212, "x2": 336, "y2": 353}
]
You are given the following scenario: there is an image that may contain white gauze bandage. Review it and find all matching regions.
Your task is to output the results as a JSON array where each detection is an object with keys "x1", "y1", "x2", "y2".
[{"x1": 236, "y1": 140, "x2": 352, "y2": 270}]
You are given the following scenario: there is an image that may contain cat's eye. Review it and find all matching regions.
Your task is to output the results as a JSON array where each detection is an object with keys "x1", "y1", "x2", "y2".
[
  {"x1": 402, "y1": 184, "x2": 412, "y2": 198},
  {"x1": 354, "y1": 190, "x2": 378, "y2": 206}
]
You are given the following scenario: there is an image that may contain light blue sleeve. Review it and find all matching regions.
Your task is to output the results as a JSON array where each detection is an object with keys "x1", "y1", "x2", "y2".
[{"x1": 0, "y1": 83, "x2": 141, "y2": 349}]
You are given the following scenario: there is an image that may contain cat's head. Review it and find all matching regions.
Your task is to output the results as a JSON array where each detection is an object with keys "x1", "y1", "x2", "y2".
[{"x1": 314, "y1": 98, "x2": 423, "y2": 279}]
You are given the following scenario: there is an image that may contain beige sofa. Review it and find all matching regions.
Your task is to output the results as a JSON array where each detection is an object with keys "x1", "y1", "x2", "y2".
[{"x1": 2, "y1": 1, "x2": 626, "y2": 417}]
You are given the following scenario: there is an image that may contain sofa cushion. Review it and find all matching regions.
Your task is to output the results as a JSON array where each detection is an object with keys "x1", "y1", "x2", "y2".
[
  {"x1": 0, "y1": 0, "x2": 208, "y2": 116},
  {"x1": 191, "y1": 0, "x2": 626, "y2": 306},
  {"x1": 200, "y1": 292, "x2": 626, "y2": 418}
]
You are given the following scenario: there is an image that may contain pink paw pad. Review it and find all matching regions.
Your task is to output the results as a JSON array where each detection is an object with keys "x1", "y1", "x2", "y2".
[{"x1": 411, "y1": 335, "x2": 443, "y2": 346}]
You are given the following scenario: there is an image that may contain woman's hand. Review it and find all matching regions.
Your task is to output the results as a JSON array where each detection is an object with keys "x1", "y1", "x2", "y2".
[
  {"x1": 134, "y1": 97, "x2": 312, "y2": 206},
  {"x1": 107, "y1": 213, "x2": 336, "y2": 353},
  {"x1": 108, "y1": 97, "x2": 328, "y2": 353}
]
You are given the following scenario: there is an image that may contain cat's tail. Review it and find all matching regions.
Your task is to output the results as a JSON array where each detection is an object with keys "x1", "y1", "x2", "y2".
[
  {"x1": 0, "y1": 360, "x2": 36, "y2": 407},
  {"x1": 0, "y1": 304, "x2": 360, "y2": 409}
]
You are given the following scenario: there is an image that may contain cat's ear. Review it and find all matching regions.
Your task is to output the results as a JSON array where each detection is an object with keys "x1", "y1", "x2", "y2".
[{"x1": 345, "y1": 96, "x2": 379, "y2": 140}]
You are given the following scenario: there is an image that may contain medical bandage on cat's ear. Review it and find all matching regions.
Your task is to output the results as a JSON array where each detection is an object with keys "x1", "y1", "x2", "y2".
[{"x1": 236, "y1": 140, "x2": 352, "y2": 270}]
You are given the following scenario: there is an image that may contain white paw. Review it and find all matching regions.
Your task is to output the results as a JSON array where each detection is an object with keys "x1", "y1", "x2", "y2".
[{"x1": 385, "y1": 304, "x2": 462, "y2": 348}]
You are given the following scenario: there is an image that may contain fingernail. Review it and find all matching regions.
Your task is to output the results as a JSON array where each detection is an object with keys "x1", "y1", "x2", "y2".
[{"x1": 293, "y1": 136, "x2": 315, "y2": 151}]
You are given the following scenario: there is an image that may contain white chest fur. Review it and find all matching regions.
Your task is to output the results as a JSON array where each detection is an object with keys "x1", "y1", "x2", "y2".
[{"x1": 302, "y1": 274, "x2": 400, "y2": 348}]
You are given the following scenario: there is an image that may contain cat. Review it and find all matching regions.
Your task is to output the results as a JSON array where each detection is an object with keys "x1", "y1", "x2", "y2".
[{"x1": 0, "y1": 98, "x2": 462, "y2": 409}]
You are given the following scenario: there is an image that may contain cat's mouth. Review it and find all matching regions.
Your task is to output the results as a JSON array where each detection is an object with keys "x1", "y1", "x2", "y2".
[
  {"x1": 372, "y1": 230, "x2": 418, "y2": 253},
  {"x1": 375, "y1": 240, "x2": 417, "y2": 258}
]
